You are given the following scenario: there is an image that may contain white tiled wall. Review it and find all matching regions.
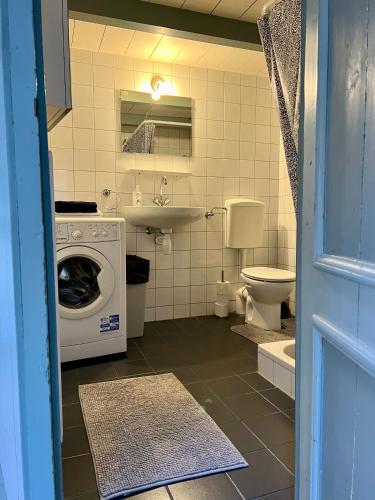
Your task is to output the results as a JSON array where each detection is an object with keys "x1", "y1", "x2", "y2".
[
  {"x1": 50, "y1": 48, "x2": 281, "y2": 321},
  {"x1": 277, "y1": 142, "x2": 297, "y2": 315}
]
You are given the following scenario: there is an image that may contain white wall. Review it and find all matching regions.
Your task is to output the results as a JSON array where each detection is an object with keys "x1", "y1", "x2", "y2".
[
  {"x1": 49, "y1": 48, "x2": 282, "y2": 321},
  {"x1": 278, "y1": 143, "x2": 297, "y2": 315}
]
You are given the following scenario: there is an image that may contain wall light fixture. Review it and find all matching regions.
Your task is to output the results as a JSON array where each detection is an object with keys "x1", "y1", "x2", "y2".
[{"x1": 150, "y1": 75, "x2": 171, "y2": 101}]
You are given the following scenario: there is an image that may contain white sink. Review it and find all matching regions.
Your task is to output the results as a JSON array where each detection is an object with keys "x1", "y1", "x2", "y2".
[{"x1": 121, "y1": 206, "x2": 205, "y2": 232}]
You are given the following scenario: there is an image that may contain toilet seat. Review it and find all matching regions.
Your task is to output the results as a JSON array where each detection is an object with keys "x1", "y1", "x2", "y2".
[{"x1": 241, "y1": 266, "x2": 296, "y2": 283}]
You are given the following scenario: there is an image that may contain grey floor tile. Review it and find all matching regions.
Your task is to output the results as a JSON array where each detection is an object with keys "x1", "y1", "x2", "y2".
[
  {"x1": 191, "y1": 357, "x2": 257, "y2": 381},
  {"x1": 185, "y1": 382, "x2": 214, "y2": 402},
  {"x1": 206, "y1": 375, "x2": 255, "y2": 399},
  {"x1": 190, "y1": 360, "x2": 234, "y2": 381},
  {"x1": 147, "y1": 354, "x2": 195, "y2": 371},
  {"x1": 230, "y1": 357, "x2": 258, "y2": 375},
  {"x1": 127, "y1": 486, "x2": 171, "y2": 499},
  {"x1": 62, "y1": 426, "x2": 90, "y2": 458},
  {"x1": 168, "y1": 473, "x2": 243, "y2": 500},
  {"x1": 135, "y1": 331, "x2": 165, "y2": 351},
  {"x1": 63, "y1": 454, "x2": 97, "y2": 498},
  {"x1": 62, "y1": 385, "x2": 80, "y2": 405},
  {"x1": 244, "y1": 413, "x2": 295, "y2": 448},
  {"x1": 155, "y1": 366, "x2": 200, "y2": 385},
  {"x1": 198, "y1": 336, "x2": 258, "y2": 361},
  {"x1": 126, "y1": 340, "x2": 146, "y2": 360},
  {"x1": 186, "y1": 382, "x2": 236, "y2": 426},
  {"x1": 229, "y1": 449, "x2": 294, "y2": 499},
  {"x1": 203, "y1": 399, "x2": 237, "y2": 426},
  {"x1": 218, "y1": 420, "x2": 265, "y2": 454},
  {"x1": 153, "y1": 319, "x2": 183, "y2": 335},
  {"x1": 137, "y1": 341, "x2": 176, "y2": 358},
  {"x1": 77, "y1": 361, "x2": 117, "y2": 384},
  {"x1": 66, "y1": 491, "x2": 99, "y2": 500},
  {"x1": 240, "y1": 373, "x2": 275, "y2": 391},
  {"x1": 113, "y1": 359, "x2": 154, "y2": 378},
  {"x1": 61, "y1": 365, "x2": 80, "y2": 378},
  {"x1": 269, "y1": 442, "x2": 295, "y2": 474},
  {"x1": 63, "y1": 403, "x2": 84, "y2": 428},
  {"x1": 224, "y1": 392, "x2": 278, "y2": 420},
  {"x1": 253, "y1": 487, "x2": 294, "y2": 499},
  {"x1": 283, "y1": 409, "x2": 295, "y2": 422},
  {"x1": 260, "y1": 389, "x2": 295, "y2": 411},
  {"x1": 173, "y1": 317, "x2": 201, "y2": 331},
  {"x1": 62, "y1": 381, "x2": 80, "y2": 405},
  {"x1": 62, "y1": 368, "x2": 80, "y2": 404}
]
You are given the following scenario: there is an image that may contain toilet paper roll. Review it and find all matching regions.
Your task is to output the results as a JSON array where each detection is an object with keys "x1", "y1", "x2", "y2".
[
  {"x1": 215, "y1": 301, "x2": 229, "y2": 318},
  {"x1": 216, "y1": 280, "x2": 231, "y2": 296}
]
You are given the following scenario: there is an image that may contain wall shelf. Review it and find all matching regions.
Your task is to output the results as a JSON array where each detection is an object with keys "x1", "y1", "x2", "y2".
[
  {"x1": 116, "y1": 153, "x2": 192, "y2": 177},
  {"x1": 125, "y1": 168, "x2": 192, "y2": 177}
]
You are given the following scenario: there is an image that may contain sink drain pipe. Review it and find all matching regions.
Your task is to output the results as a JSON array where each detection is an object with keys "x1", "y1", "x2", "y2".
[{"x1": 155, "y1": 233, "x2": 172, "y2": 255}]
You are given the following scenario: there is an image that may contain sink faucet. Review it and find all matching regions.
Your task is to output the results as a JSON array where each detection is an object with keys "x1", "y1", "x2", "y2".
[{"x1": 153, "y1": 176, "x2": 171, "y2": 207}]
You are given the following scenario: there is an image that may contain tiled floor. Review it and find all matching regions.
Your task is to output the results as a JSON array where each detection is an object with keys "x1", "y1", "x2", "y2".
[{"x1": 62, "y1": 315, "x2": 295, "y2": 500}]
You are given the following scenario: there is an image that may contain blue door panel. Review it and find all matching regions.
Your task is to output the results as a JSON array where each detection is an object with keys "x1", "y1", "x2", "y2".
[
  {"x1": 324, "y1": 0, "x2": 368, "y2": 258},
  {"x1": 315, "y1": 272, "x2": 359, "y2": 333},
  {"x1": 298, "y1": 0, "x2": 375, "y2": 496},
  {"x1": 321, "y1": 342, "x2": 356, "y2": 498},
  {"x1": 351, "y1": 369, "x2": 375, "y2": 499}
]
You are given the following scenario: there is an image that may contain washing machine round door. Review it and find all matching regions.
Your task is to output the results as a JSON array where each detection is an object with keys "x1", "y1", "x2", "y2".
[{"x1": 57, "y1": 246, "x2": 115, "y2": 320}]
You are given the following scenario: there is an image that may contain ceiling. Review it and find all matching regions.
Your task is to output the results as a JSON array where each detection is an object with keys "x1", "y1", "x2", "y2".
[
  {"x1": 69, "y1": 20, "x2": 267, "y2": 76},
  {"x1": 140, "y1": 0, "x2": 269, "y2": 23}
]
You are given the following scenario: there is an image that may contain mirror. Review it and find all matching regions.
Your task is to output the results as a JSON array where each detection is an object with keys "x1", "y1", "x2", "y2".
[{"x1": 120, "y1": 90, "x2": 192, "y2": 157}]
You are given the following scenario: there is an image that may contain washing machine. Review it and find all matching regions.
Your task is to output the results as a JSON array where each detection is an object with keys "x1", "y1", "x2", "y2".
[{"x1": 55, "y1": 216, "x2": 126, "y2": 362}]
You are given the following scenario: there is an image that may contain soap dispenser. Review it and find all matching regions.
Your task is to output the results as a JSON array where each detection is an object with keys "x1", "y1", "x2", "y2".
[{"x1": 132, "y1": 185, "x2": 142, "y2": 206}]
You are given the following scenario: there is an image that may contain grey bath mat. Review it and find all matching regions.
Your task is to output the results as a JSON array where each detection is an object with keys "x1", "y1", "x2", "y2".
[
  {"x1": 231, "y1": 323, "x2": 294, "y2": 344},
  {"x1": 79, "y1": 373, "x2": 247, "y2": 499}
]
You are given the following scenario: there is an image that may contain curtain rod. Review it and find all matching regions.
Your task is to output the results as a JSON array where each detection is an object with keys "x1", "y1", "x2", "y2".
[{"x1": 142, "y1": 119, "x2": 192, "y2": 128}]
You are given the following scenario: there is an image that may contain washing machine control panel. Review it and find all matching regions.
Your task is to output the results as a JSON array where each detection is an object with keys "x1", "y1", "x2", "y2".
[{"x1": 56, "y1": 221, "x2": 120, "y2": 243}]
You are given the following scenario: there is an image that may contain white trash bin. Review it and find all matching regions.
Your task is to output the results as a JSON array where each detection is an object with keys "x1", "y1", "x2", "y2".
[{"x1": 126, "y1": 255, "x2": 150, "y2": 338}]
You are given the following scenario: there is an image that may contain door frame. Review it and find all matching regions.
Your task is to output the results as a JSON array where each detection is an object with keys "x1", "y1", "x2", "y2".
[
  {"x1": 0, "y1": 0, "x2": 62, "y2": 498},
  {"x1": 295, "y1": 0, "x2": 320, "y2": 496}
]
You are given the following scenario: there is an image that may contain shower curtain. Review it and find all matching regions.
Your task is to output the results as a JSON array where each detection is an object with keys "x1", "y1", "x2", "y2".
[
  {"x1": 123, "y1": 122, "x2": 156, "y2": 154},
  {"x1": 258, "y1": 0, "x2": 301, "y2": 212}
]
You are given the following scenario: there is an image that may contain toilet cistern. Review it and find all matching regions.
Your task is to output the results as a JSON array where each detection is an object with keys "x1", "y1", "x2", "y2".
[
  {"x1": 224, "y1": 198, "x2": 265, "y2": 274},
  {"x1": 223, "y1": 198, "x2": 295, "y2": 331}
]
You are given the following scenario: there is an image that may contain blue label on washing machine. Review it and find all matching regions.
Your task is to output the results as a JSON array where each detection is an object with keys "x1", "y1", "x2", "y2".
[{"x1": 100, "y1": 314, "x2": 120, "y2": 334}]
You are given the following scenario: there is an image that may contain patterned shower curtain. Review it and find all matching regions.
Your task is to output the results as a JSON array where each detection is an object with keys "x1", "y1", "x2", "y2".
[
  {"x1": 258, "y1": 0, "x2": 301, "y2": 212},
  {"x1": 123, "y1": 122, "x2": 156, "y2": 154}
]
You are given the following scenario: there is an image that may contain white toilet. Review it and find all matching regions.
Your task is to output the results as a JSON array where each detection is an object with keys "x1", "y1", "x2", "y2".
[
  {"x1": 224, "y1": 199, "x2": 296, "y2": 331},
  {"x1": 240, "y1": 266, "x2": 295, "y2": 331}
]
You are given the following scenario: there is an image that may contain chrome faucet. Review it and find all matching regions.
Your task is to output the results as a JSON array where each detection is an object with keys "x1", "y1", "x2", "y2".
[{"x1": 153, "y1": 176, "x2": 170, "y2": 206}]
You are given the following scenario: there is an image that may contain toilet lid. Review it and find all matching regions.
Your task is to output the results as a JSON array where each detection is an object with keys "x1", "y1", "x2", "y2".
[{"x1": 241, "y1": 266, "x2": 296, "y2": 283}]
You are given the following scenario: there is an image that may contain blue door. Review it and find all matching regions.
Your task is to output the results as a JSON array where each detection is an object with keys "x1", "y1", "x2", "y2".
[
  {"x1": 0, "y1": 0, "x2": 62, "y2": 498},
  {"x1": 297, "y1": 0, "x2": 375, "y2": 498}
]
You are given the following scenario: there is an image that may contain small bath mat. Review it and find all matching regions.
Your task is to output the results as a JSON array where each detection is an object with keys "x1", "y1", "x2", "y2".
[
  {"x1": 231, "y1": 323, "x2": 293, "y2": 344},
  {"x1": 79, "y1": 373, "x2": 247, "y2": 499}
]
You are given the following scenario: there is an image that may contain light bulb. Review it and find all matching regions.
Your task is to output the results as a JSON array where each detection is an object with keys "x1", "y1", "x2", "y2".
[
  {"x1": 151, "y1": 90, "x2": 161, "y2": 101},
  {"x1": 150, "y1": 75, "x2": 173, "y2": 98}
]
